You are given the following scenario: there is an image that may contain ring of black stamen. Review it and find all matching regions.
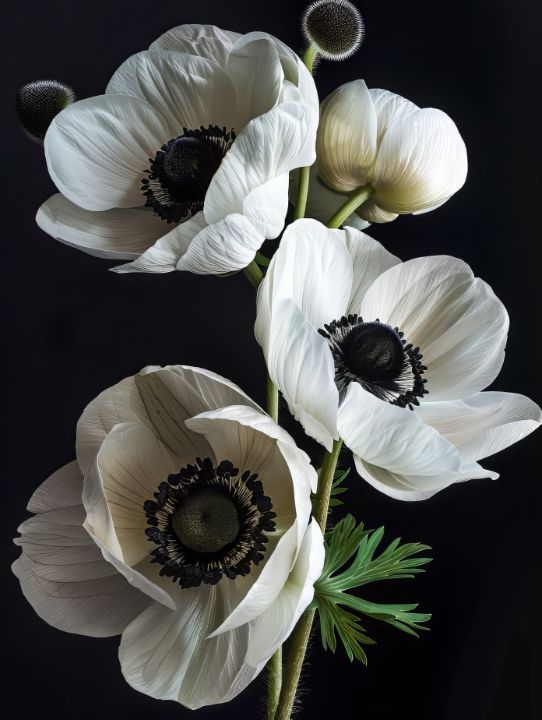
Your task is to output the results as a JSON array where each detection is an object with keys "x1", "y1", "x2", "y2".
[
  {"x1": 319, "y1": 314, "x2": 428, "y2": 409},
  {"x1": 144, "y1": 457, "x2": 276, "y2": 588},
  {"x1": 142, "y1": 125, "x2": 236, "y2": 224}
]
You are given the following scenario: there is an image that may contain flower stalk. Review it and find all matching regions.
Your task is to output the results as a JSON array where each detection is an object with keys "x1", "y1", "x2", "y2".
[
  {"x1": 326, "y1": 184, "x2": 373, "y2": 228},
  {"x1": 245, "y1": 260, "x2": 264, "y2": 286},
  {"x1": 293, "y1": 44, "x2": 318, "y2": 221}
]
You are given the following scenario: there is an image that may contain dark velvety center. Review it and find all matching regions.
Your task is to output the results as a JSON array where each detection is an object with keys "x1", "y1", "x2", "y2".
[
  {"x1": 171, "y1": 488, "x2": 240, "y2": 555},
  {"x1": 162, "y1": 136, "x2": 223, "y2": 202},
  {"x1": 341, "y1": 321, "x2": 405, "y2": 382}
]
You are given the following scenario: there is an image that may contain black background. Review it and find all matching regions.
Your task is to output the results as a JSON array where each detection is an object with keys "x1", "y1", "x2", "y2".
[{"x1": 2, "y1": 1, "x2": 541, "y2": 718}]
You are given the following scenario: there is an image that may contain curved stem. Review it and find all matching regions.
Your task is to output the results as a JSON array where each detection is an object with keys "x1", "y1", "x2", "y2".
[
  {"x1": 326, "y1": 184, "x2": 374, "y2": 229},
  {"x1": 292, "y1": 44, "x2": 318, "y2": 222},
  {"x1": 274, "y1": 439, "x2": 343, "y2": 720},
  {"x1": 244, "y1": 260, "x2": 264, "y2": 287}
]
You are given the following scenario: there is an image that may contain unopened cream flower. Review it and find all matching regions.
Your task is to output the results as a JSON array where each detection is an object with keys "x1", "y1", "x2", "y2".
[
  {"x1": 13, "y1": 365, "x2": 324, "y2": 707},
  {"x1": 37, "y1": 25, "x2": 318, "y2": 274},
  {"x1": 314, "y1": 80, "x2": 467, "y2": 224}
]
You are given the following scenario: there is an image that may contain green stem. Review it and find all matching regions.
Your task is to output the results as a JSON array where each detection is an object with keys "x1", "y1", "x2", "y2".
[
  {"x1": 292, "y1": 44, "x2": 318, "y2": 222},
  {"x1": 267, "y1": 374, "x2": 279, "y2": 423},
  {"x1": 326, "y1": 184, "x2": 374, "y2": 229},
  {"x1": 244, "y1": 260, "x2": 264, "y2": 287},
  {"x1": 274, "y1": 439, "x2": 343, "y2": 720}
]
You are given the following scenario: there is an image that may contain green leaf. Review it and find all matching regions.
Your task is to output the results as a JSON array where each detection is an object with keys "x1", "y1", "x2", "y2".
[
  {"x1": 327, "y1": 467, "x2": 350, "y2": 508},
  {"x1": 314, "y1": 514, "x2": 432, "y2": 664}
]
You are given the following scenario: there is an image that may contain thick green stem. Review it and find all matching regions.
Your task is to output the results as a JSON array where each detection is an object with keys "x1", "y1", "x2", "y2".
[
  {"x1": 292, "y1": 44, "x2": 318, "y2": 222},
  {"x1": 244, "y1": 260, "x2": 264, "y2": 287},
  {"x1": 267, "y1": 374, "x2": 279, "y2": 423},
  {"x1": 326, "y1": 184, "x2": 374, "y2": 229},
  {"x1": 267, "y1": 646, "x2": 283, "y2": 719},
  {"x1": 274, "y1": 439, "x2": 343, "y2": 720}
]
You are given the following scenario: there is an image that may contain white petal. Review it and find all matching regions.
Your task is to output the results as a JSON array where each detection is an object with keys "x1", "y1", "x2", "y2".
[
  {"x1": 204, "y1": 101, "x2": 317, "y2": 228},
  {"x1": 342, "y1": 226, "x2": 401, "y2": 315},
  {"x1": 176, "y1": 212, "x2": 264, "y2": 275},
  {"x1": 112, "y1": 213, "x2": 208, "y2": 274},
  {"x1": 359, "y1": 256, "x2": 509, "y2": 400},
  {"x1": 13, "y1": 463, "x2": 150, "y2": 636},
  {"x1": 225, "y1": 36, "x2": 283, "y2": 129},
  {"x1": 259, "y1": 218, "x2": 352, "y2": 329},
  {"x1": 338, "y1": 383, "x2": 462, "y2": 476},
  {"x1": 289, "y1": 166, "x2": 371, "y2": 229},
  {"x1": 119, "y1": 584, "x2": 252, "y2": 708},
  {"x1": 44, "y1": 94, "x2": 171, "y2": 211},
  {"x1": 369, "y1": 88, "x2": 418, "y2": 145},
  {"x1": 106, "y1": 51, "x2": 237, "y2": 134},
  {"x1": 84, "y1": 423, "x2": 178, "y2": 566},
  {"x1": 353, "y1": 455, "x2": 497, "y2": 501},
  {"x1": 373, "y1": 108, "x2": 468, "y2": 214},
  {"x1": 243, "y1": 173, "x2": 289, "y2": 238},
  {"x1": 256, "y1": 298, "x2": 339, "y2": 450},
  {"x1": 36, "y1": 194, "x2": 164, "y2": 260},
  {"x1": 316, "y1": 80, "x2": 377, "y2": 192},
  {"x1": 356, "y1": 198, "x2": 399, "y2": 224},
  {"x1": 246, "y1": 519, "x2": 325, "y2": 666},
  {"x1": 416, "y1": 392, "x2": 542, "y2": 463},
  {"x1": 150, "y1": 24, "x2": 241, "y2": 65}
]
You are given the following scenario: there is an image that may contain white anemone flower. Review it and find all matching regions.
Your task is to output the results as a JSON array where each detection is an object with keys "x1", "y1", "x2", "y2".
[
  {"x1": 313, "y1": 80, "x2": 468, "y2": 224},
  {"x1": 36, "y1": 25, "x2": 318, "y2": 275},
  {"x1": 255, "y1": 220, "x2": 541, "y2": 500},
  {"x1": 13, "y1": 365, "x2": 324, "y2": 707}
]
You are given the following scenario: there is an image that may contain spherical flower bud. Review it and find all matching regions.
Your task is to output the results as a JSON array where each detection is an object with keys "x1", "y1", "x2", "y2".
[
  {"x1": 316, "y1": 80, "x2": 468, "y2": 222},
  {"x1": 302, "y1": 0, "x2": 364, "y2": 61},
  {"x1": 16, "y1": 79, "x2": 75, "y2": 141}
]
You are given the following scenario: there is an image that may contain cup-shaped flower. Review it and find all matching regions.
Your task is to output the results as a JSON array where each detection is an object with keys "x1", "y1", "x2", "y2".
[
  {"x1": 36, "y1": 25, "x2": 318, "y2": 275},
  {"x1": 13, "y1": 365, "x2": 324, "y2": 707},
  {"x1": 314, "y1": 80, "x2": 467, "y2": 224},
  {"x1": 255, "y1": 219, "x2": 541, "y2": 500}
]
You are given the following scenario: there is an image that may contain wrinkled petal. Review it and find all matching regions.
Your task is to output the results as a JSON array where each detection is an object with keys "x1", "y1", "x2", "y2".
[
  {"x1": 106, "y1": 50, "x2": 237, "y2": 134},
  {"x1": 150, "y1": 24, "x2": 241, "y2": 66},
  {"x1": 338, "y1": 383, "x2": 462, "y2": 476},
  {"x1": 45, "y1": 94, "x2": 171, "y2": 211},
  {"x1": 119, "y1": 583, "x2": 250, "y2": 708},
  {"x1": 316, "y1": 80, "x2": 377, "y2": 192},
  {"x1": 416, "y1": 392, "x2": 542, "y2": 463},
  {"x1": 112, "y1": 213, "x2": 208, "y2": 273},
  {"x1": 342, "y1": 226, "x2": 401, "y2": 315},
  {"x1": 360, "y1": 256, "x2": 509, "y2": 400},
  {"x1": 176, "y1": 212, "x2": 264, "y2": 274},
  {"x1": 373, "y1": 107, "x2": 468, "y2": 214},
  {"x1": 205, "y1": 101, "x2": 317, "y2": 230},
  {"x1": 13, "y1": 462, "x2": 150, "y2": 636},
  {"x1": 256, "y1": 298, "x2": 339, "y2": 450},
  {"x1": 36, "y1": 194, "x2": 164, "y2": 260},
  {"x1": 259, "y1": 218, "x2": 352, "y2": 329}
]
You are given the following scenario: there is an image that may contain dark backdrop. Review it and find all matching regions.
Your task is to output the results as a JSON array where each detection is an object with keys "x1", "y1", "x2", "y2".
[{"x1": 2, "y1": 1, "x2": 541, "y2": 718}]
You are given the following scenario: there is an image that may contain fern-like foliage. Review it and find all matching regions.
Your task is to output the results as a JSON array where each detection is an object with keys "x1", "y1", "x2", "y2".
[{"x1": 314, "y1": 514, "x2": 432, "y2": 664}]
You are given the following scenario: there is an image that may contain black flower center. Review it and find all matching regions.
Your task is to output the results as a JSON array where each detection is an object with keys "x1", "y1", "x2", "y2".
[
  {"x1": 319, "y1": 314, "x2": 428, "y2": 408},
  {"x1": 144, "y1": 457, "x2": 276, "y2": 589},
  {"x1": 142, "y1": 125, "x2": 236, "y2": 224}
]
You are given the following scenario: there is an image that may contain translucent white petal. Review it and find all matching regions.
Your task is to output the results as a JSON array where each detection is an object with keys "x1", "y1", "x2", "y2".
[
  {"x1": 316, "y1": 80, "x2": 377, "y2": 192},
  {"x1": 289, "y1": 167, "x2": 371, "y2": 229},
  {"x1": 243, "y1": 173, "x2": 289, "y2": 238},
  {"x1": 258, "y1": 218, "x2": 352, "y2": 329},
  {"x1": 204, "y1": 101, "x2": 317, "y2": 227},
  {"x1": 13, "y1": 463, "x2": 150, "y2": 636},
  {"x1": 149, "y1": 24, "x2": 241, "y2": 65},
  {"x1": 106, "y1": 50, "x2": 237, "y2": 134},
  {"x1": 119, "y1": 583, "x2": 251, "y2": 708},
  {"x1": 373, "y1": 108, "x2": 468, "y2": 214},
  {"x1": 176, "y1": 212, "x2": 264, "y2": 274},
  {"x1": 36, "y1": 193, "x2": 164, "y2": 260},
  {"x1": 353, "y1": 455, "x2": 498, "y2": 501},
  {"x1": 416, "y1": 391, "x2": 542, "y2": 463},
  {"x1": 256, "y1": 298, "x2": 339, "y2": 450},
  {"x1": 356, "y1": 198, "x2": 399, "y2": 224},
  {"x1": 342, "y1": 226, "x2": 401, "y2": 316},
  {"x1": 44, "y1": 94, "x2": 171, "y2": 211},
  {"x1": 338, "y1": 383, "x2": 462, "y2": 476},
  {"x1": 112, "y1": 213, "x2": 208, "y2": 274},
  {"x1": 359, "y1": 256, "x2": 509, "y2": 400},
  {"x1": 369, "y1": 88, "x2": 419, "y2": 145}
]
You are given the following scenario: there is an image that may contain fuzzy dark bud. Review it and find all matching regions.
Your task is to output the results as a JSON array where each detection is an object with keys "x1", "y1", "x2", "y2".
[
  {"x1": 16, "y1": 80, "x2": 75, "y2": 141},
  {"x1": 302, "y1": 0, "x2": 364, "y2": 61}
]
